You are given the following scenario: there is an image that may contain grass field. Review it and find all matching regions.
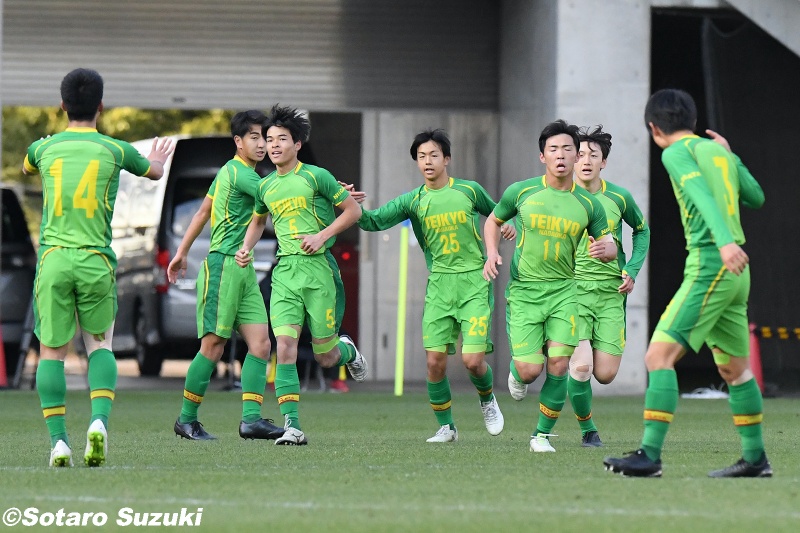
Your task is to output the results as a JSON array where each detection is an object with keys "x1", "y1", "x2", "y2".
[{"x1": 0, "y1": 389, "x2": 797, "y2": 532}]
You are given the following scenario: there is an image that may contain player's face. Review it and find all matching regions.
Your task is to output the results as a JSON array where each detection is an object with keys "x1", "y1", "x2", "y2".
[
  {"x1": 576, "y1": 141, "x2": 606, "y2": 184},
  {"x1": 416, "y1": 140, "x2": 450, "y2": 184},
  {"x1": 234, "y1": 124, "x2": 267, "y2": 165},
  {"x1": 539, "y1": 133, "x2": 578, "y2": 179},
  {"x1": 266, "y1": 125, "x2": 301, "y2": 168}
]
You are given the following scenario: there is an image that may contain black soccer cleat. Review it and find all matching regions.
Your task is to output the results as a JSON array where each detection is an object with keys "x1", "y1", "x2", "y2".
[
  {"x1": 239, "y1": 418, "x2": 285, "y2": 440},
  {"x1": 174, "y1": 418, "x2": 217, "y2": 440},
  {"x1": 603, "y1": 449, "x2": 662, "y2": 477},
  {"x1": 708, "y1": 453, "x2": 773, "y2": 478},
  {"x1": 581, "y1": 430, "x2": 604, "y2": 448}
]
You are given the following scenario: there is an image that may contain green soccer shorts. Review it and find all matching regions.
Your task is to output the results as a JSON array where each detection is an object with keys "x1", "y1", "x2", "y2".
[
  {"x1": 422, "y1": 269, "x2": 494, "y2": 355},
  {"x1": 197, "y1": 252, "x2": 267, "y2": 339},
  {"x1": 653, "y1": 247, "x2": 750, "y2": 356},
  {"x1": 33, "y1": 246, "x2": 117, "y2": 348},
  {"x1": 576, "y1": 279, "x2": 626, "y2": 356},
  {"x1": 269, "y1": 251, "x2": 345, "y2": 340},
  {"x1": 506, "y1": 278, "x2": 578, "y2": 361}
]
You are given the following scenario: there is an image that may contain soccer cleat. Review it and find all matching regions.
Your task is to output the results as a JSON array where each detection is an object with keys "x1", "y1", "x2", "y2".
[
  {"x1": 275, "y1": 427, "x2": 308, "y2": 446},
  {"x1": 530, "y1": 433, "x2": 557, "y2": 452},
  {"x1": 84, "y1": 419, "x2": 108, "y2": 467},
  {"x1": 708, "y1": 453, "x2": 773, "y2": 478},
  {"x1": 426, "y1": 425, "x2": 458, "y2": 443},
  {"x1": 49, "y1": 439, "x2": 73, "y2": 467},
  {"x1": 604, "y1": 449, "x2": 662, "y2": 477},
  {"x1": 480, "y1": 397, "x2": 505, "y2": 436},
  {"x1": 507, "y1": 372, "x2": 528, "y2": 401},
  {"x1": 239, "y1": 418, "x2": 285, "y2": 440},
  {"x1": 341, "y1": 335, "x2": 368, "y2": 382},
  {"x1": 174, "y1": 418, "x2": 217, "y2": 440},
  {"x1": 581, "y1": 430, "x2": 603, "y2": 448}
]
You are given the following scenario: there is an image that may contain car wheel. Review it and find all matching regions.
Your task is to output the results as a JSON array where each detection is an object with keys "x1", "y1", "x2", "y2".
[{"x1": 134, "y1": 306, "x2": 164, "y2": 377}]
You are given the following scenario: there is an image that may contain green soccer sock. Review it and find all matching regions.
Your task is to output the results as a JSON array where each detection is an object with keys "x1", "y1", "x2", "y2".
[
  {"x1": 37, "y1": 359, "x2": 68, "y2": 447},
  {"x1": 469, "y1": 364, "x2": 494, "y2": 403},
  {"x1": 87, "y1": 348, "x2": 117, "y2": 428},
  {"x1": 240, "y1": 354, "x2": 268, "y2": 423},
  {"x1": 509, "y1": 359, "x2": 526, "y2": 383},
  {"x1": 179, "y1": 353, "x2": 217, "y2": 424},
  {"x1": 535, "y1": 373, "x2": 567, "y2": 435},
  {"x1": 568, "y1": 376, "x2": 597, "y2": 435},
  {"x1": 640, "y1": 369, "x2": 679, "y2": 461},
  {"x1": 427, "y1": 377, "x2": 454, "y2": 428},
  {"x1": 336, "y1": 339, "x2": 356, "y2": 366},
  {"x1": 275, "y1": 364, "x2": 301, "y2": 430},
  {"x1": 728, "y1": 378, "x2": 765, "y2": 463}
]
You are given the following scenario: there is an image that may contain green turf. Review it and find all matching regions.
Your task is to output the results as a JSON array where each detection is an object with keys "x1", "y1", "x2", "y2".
[{"x1": 0, "y1": 389, "x2": 797, "y2": 532}]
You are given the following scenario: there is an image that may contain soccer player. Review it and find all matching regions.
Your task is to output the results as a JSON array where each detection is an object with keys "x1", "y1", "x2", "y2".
[
  {"x1": 568, "y1": 126, "x2": 650, "y2": 447},
  {"x1": 22, "y1": 68, "x2": 174, "y2": 467},
  {"x1": 604, "y1": 89, "x2": 769, "y2": 478},
  {"x1": 236, "y1": 105, "x2": 367, "y2": 445},
  {"x1": 483, "y1": 119, "x2": 617, "y2": 453},
  {"x1": 168, "y1": 110, "x2": 284, "y2": 442},
  {"x1": 357, "y1": 129, "x2": 513, "y2": 443}
]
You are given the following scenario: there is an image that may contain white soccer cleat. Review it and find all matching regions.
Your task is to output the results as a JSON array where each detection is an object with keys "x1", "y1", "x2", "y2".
[
  {"x1": 480, "y1": 397, "x2": 505, "y2": 436},
  {"x1": 84, "y1": 419, "x2": 108, "y2": 467},
  {"x1": 426, "y1": 425, "x2": 458, "y2": 443},
  {"x1": 275, "y1": 427, "x2": 308, "y2": 446},
  {"x1": 530, "y1": 433, "x2": 557, "y2": 453},
  {"x1": 49, "y1": 439, "x2": 73, "y2": 467},
  {"x1": 508, "y1": 372, "x2": 528, "y2": 401},
  {"x1": 341, "y1": 335, "x2": 368, "y2": 382}
]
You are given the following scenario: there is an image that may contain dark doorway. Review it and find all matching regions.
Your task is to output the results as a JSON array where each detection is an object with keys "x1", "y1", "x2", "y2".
[{"x1": 650, "y1": 9, "x2": 800, "y2": 392}]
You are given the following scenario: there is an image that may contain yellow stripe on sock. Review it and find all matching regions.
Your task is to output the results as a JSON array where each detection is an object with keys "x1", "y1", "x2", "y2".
[
  {"x1": 478, "y1": 387, "x2": 493, "y2": 396},
  {"x1": 242, "y1": 393, "x2": 264, "y2": 404},
  {"x1": 575, "y1": 412, "x2": 592, "y2": 422},
  {"x1": 539, "y1": 403, "x2": 561, "y2": 419},
  {"x1": 183, "y1": 390, "x2": 203, "y2": 404},
  {"x1": 43, "y1": 406, "x2": 66, "y2": 419},
  {"x1": 733, "y1": 413, "x2": 763, "y2": 426},
  {"x1": 90, "y1": 389, "x2": 115, "y2": 401},
  {"x1": 644, "y1": 409, "x2": 674, "y2": 423},
  {"x1": 431, "y1": 400, "x2": 452, "y2": 412},
  {"x1": 278, "y1": 394, "x2": 300, "y2": 405}
]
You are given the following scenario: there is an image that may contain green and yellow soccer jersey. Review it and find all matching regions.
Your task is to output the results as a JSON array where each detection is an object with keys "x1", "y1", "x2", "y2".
[
  {"x1": 575, "y1": 179, "x2": 650, "y2": 281},
  {"x1": 207, "y1": 155, "x2": 262, "y2": 255},
  {"x1": 661, "y1": 135, "x2": 764, "y2": 250},
  {"x1": 254, "y1": 162, "x2": 349, "y2": 256},
  {"x1": 493, "y1": 176, "x2": 610, "y2": 282},
  {"x1": 358, "y1": 177, "x2": 496, "y2": 273},
  {"x1": 23, "y1": 128, "x2": 152, "y2": 248}
]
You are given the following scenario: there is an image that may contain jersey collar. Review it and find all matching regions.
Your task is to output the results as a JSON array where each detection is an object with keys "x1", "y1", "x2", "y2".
[
  {"x1": 541, "y1": 175, "x2": 576, "y2": 192},
  {"x1": 65, "y1": 127, "x2": 97, "y2": 133},
  {"x1": 233, "y1": 154, "x2": 256, "y2": 169}
]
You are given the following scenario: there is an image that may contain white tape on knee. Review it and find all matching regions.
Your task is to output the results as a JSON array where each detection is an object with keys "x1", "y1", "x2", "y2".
[
  {"x1": 569, "y1": 358, "x2": 593, "y2": 382},
  {"x1": 82, "y1": 323, "x2": 115, "y2": 354},
  {"x1": 730, "y1": 368, "x2": 754, "y2": 387}
]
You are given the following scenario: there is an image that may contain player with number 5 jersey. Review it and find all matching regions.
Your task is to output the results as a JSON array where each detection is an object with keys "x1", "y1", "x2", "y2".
[
  {"x1": 22, "y1": 68, "x2": 173, "y2": 468},
  {"x1": 358, "y1": 129, "x2": 512, "y2": 443}
]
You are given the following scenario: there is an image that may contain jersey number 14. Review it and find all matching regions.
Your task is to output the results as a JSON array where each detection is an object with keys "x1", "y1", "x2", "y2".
[{"x1": 49, "y1": 158, "x2": 100, "y2": 218}]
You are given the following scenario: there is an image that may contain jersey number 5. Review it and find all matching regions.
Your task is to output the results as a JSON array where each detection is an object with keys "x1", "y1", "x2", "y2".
[{"x1": 50, "y1": 158, "x2": 100, "y2": 218}]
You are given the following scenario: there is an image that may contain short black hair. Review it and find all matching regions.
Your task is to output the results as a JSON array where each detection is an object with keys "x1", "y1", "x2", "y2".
[
  {"x1": 579, "y1": 125, "x2": 613, "y2": 160},
  {"x1": 409, "y1": 128, "x2": 451, "y2": 160},
  {"x1": 60, "y1": 68, "x2": 104, "y2": 122},
  {"x1": 538, "y1": 119, "x2": 580, "y2": 153},
  {"x1": 265, "y1": 104, "x2": 311, "y2": 144},
  {"x1": 644, "y1": 89, "x2": 697, "y2": 134},
  {"x1": 230, "y1": 110, "x2": 267, "y2": 139}
]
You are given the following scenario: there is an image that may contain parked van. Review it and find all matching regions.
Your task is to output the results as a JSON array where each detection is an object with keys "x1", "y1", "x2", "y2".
[{"x1": 111, "y1": 136, "x2": 281, "y2": 376}]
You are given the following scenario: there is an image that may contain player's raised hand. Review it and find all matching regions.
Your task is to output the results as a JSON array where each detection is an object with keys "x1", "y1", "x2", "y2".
[
  {"x1": 719, "y1": 242, "x2": 749, "y2": 275},
  {"x1": 618, "y1": 273, "x2": 635, "y2": 294},
  {"x1": 235, "y1": 248, "x2": 253, "y2": 268},
  {"x1": 148, "y1": 136, "x2": 175, "y2": 162},
  {"x1": 295, "y1": 233, "x2": 326, "y2": 254},
  {"x1": 706, "y1": 129, "x2": 731, "y2": 153},
  {"x1": 483, "y1": 252, "x2": 503, "y2": 281},
  {"x1": 500, "y1": 223, "x2": 516, "y2": 240},
  {"x1": 167, "y1": 253, "x2": 187, "y2": 284},
  {"x1": 338, "y1": 181, "x2": 367, "y2": 204}
]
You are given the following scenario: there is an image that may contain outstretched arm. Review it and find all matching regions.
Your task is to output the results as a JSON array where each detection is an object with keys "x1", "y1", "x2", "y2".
[
  {"x1": 167, "y1": 195, "x2": 212, "y2": 283},
  {"x1": 144, "y1": 137, "x2": 175, "y2": 180},
  {"x1": 482, "y1": 213, "x2": 504, "y2": 281}
]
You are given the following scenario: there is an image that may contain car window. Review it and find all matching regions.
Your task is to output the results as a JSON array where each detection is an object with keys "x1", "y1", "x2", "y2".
[
  {"x1": 1, "y1": 189, "x2": 30, "y2": 244},
  {"x1": 172, "y1": 197, "x2": 210, "y2": 238}
]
